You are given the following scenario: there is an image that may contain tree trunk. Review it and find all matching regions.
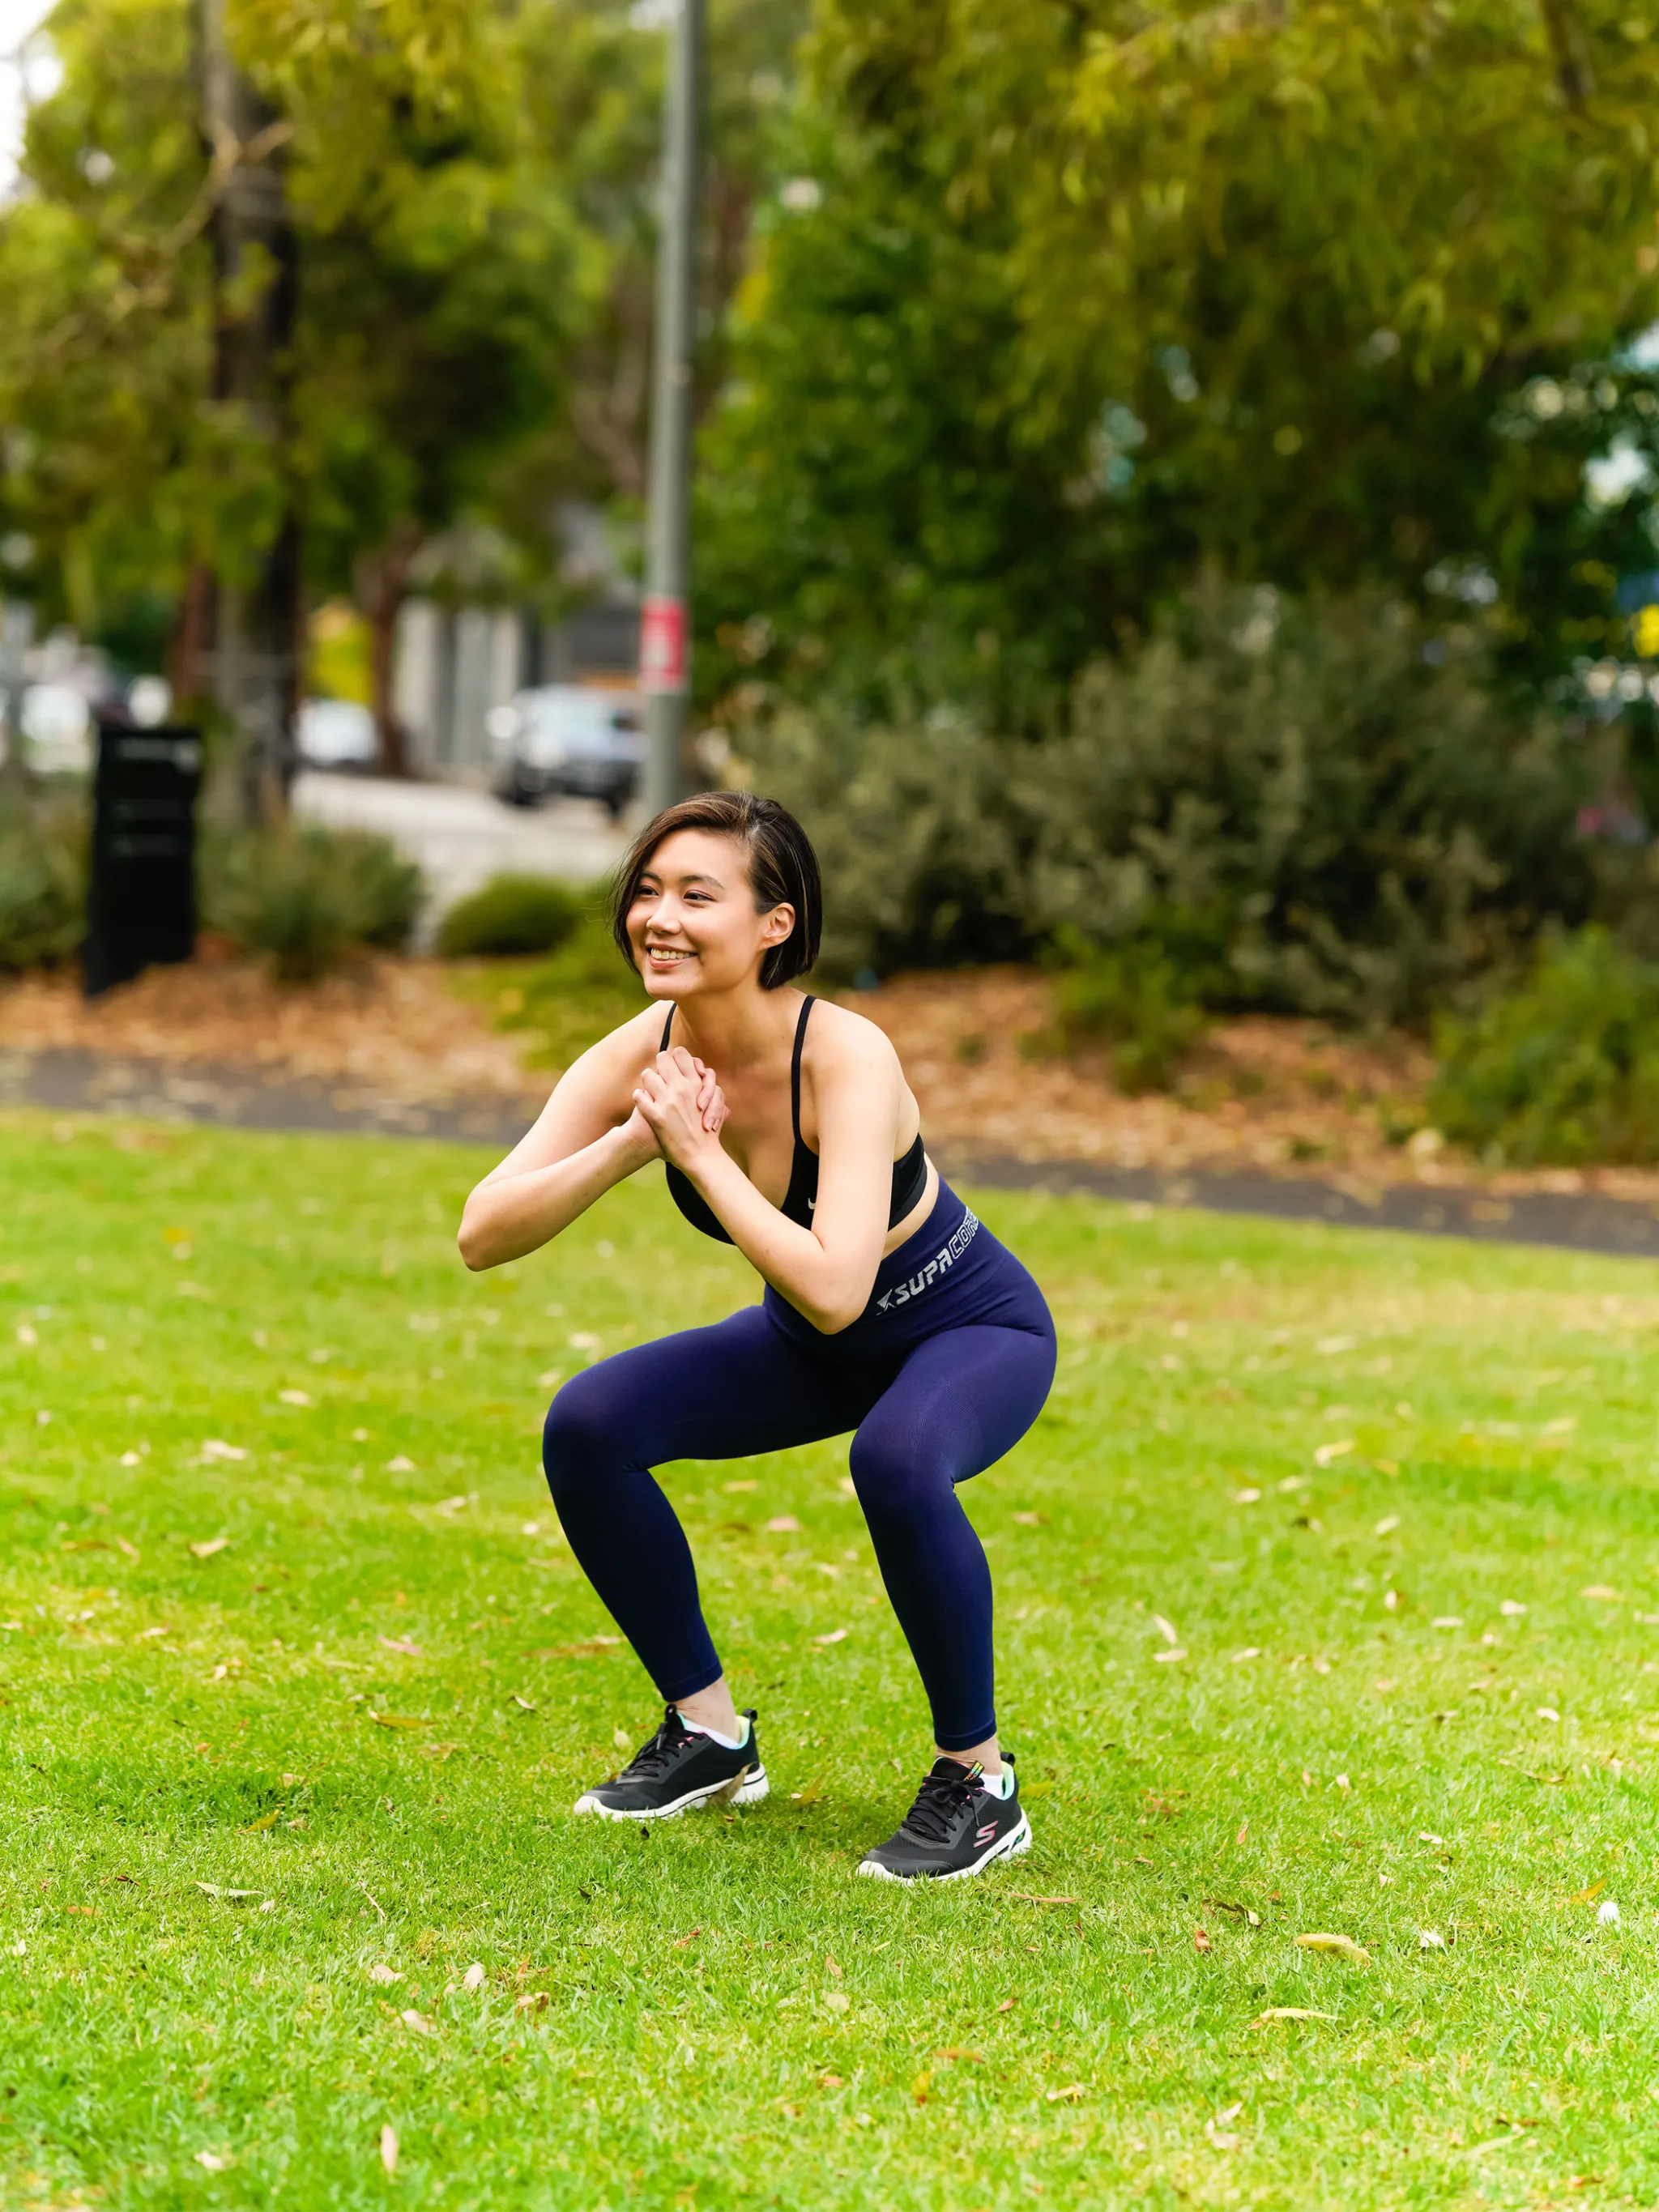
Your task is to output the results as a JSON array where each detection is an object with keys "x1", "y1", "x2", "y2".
[
  {"x1": 357, "y1": 525, "x2": 421, "y2": 779},
  {"x1": 200, "y1": 0, "x2": 301, "y2": 828}
]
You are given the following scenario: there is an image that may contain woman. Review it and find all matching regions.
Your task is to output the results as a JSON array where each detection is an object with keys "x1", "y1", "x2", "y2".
[{"x1": 458, "y1": 792, "x2": 1056, "y2": 1881}]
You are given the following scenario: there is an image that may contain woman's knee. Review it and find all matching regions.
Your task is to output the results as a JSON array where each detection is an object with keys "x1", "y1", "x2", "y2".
[
  {"x1": 541, "y1": 1370, "x2": 626, "y2": 1496},
  {"x1": 847, "y1": 1425, "x2": 952, "y2": 1528}
]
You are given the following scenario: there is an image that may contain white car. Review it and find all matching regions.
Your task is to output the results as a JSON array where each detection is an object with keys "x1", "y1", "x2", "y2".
[
  {"x1": 19, "y1": 682, "x2": 94, "y2": 774},
  {"x1": 488, "y1": 685, "x2": 643, "y2": 817},
  {"x1": 296, "y1": 697, "x2": 378, "y2": 769}
]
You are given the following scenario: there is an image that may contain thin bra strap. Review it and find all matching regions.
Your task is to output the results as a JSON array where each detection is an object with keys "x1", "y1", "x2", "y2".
[
  {"x1": 791, "y1": 995, "x2": 816, "y2": 1147},
  {"x1": 660, "y1": 1006, "x2": 674, "y2": 1051}
]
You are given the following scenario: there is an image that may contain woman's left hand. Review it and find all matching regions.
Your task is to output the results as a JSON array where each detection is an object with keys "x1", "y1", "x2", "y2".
[{"x1": 633, "y1": 1046, "x2": 728, "y2": 1171}]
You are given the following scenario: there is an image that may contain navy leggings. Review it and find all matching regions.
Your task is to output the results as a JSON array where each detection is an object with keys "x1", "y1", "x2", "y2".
[{"x1": 542, "y1": 1301, "x2": 1055, "y2": 1750}]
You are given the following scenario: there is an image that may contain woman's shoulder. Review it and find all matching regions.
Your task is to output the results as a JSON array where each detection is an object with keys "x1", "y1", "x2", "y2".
[
  {"x1": 558, "y1": 1000, "x2": 668, "y2": 1089},
  {"x1": 804, "y1": 994, "x2": 902, "y2": 1076}
]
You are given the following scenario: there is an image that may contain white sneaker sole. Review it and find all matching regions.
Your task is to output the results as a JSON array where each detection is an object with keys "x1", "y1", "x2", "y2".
[
  {"x1": 572, "y1": 1763, "x2": 769, "y2": 1822},
  {"x1": 855, "y1": 1810, "x2": 1034, "y2": 1882}
]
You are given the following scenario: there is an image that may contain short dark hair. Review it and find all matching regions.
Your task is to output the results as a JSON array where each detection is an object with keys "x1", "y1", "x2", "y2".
[{"x1": 610, "y1": 791, "x2": 823, "y2": 990}]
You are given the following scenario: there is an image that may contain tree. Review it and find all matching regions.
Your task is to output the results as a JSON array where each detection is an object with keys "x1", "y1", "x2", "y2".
[{"x1": 698, "y1": 0, "x2": 1659, "y2": 709}]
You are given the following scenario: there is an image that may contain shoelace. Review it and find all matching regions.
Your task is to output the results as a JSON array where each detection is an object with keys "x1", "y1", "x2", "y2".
[
  {"x1": 616, "y1": 1708, "x2": 685, "y2": 1782},
  {"x1": 898, "y1": 1763, "x2": 983, "y2": 1845}
]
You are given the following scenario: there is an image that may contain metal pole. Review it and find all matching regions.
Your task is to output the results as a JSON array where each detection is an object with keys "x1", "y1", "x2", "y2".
[{"x1": 639, "y1": 0, "x2": 702, "y2": 816}]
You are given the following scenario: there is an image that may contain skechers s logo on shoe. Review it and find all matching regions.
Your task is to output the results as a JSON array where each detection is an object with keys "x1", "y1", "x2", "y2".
[
  {"x1": 875, "y1": 1211, "x2": 979, "y2": 1313},
  {"x1": 976, "y1": 1822, "x2": 998, "y2": 1843}
]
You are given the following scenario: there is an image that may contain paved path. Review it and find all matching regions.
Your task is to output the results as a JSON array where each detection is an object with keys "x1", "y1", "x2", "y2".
[
  {"x1": 292, "y1": 774, "x2": 629, "y2": 936},
  {"x1": 8, "y1": 1043, "x2": 1659, "y2": 1262}
]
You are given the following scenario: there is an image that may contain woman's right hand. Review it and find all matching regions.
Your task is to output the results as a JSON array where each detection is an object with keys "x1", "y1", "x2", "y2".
[{"x1": 622, "y1": 1056, "x2": 725, "y2": 1162}]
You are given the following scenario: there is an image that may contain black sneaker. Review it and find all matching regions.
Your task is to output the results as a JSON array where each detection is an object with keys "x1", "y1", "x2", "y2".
[
  {"x1": 857, "y1": 1757, "x2": 1031, "y2": 1882},
  {"x1": 572, "y1": 1706, "x2": 768, "y2": 1822}
]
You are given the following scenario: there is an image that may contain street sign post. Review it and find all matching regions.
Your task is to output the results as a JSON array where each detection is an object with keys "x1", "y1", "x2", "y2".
[{"x1": 640, "y1": 0, "x2": 702, "y2": 817}]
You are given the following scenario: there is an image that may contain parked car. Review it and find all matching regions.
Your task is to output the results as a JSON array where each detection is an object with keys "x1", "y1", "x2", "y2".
[
  {"x1": 19, "y1": 682, "x2": 94, "y2": 774},
  {"x1": 488, "y1": 685, "x2": 643, "y2": 817},
  {"x1": 297, "y1": 697, "x2": 378, "y2": 769}
]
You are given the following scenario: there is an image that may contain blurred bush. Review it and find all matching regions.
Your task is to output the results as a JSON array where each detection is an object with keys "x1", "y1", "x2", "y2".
[
  {"x1": 1026, "y1": 926, "x2": 1209, "y2": 1093},
  {"x1": 0, "y1": 795, "x2": 85, "y2": 970},
  {"x1": 204, "y1": 825, "x2": 422, "y2": 982},
  {"x1": 491, "y1": 910, "x2": 646, "y2": 1070},
  {"x1": 1429, "y1": 927, "x2": 1659, "y2": 1166},
  {"x1": 437, "y1": 873, "x2": 584, "y2": 960},
  {"x1": 748, "y1": 582, "x2": 1593, "y2": 1026}
]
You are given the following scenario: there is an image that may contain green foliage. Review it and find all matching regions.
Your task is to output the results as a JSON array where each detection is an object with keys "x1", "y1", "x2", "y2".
[
  {"x1": 499, "y1": 909, "x2": 646, "y2": 1069},
  {"x1": 203, "y1": 824, "x2": 422, "y2": 982},
  {"x1": 701, "y1": 1, "x2": 1659, "y2": 709},
  {"x1": 436, "y1": 872, "x2": 585, "y2": 960},
  {"x1": 1430, "y1": 925, "x2": 1659, "y2": 1164},
  {"x1": 1032, "y1": 927, "x2": 1208, "y2": 1094},
  {"x1": 750, "y1": 583, "x2": 1592, "y2": 1023},
  {"x1": 0, "y1": 795, "x2": 85, "y2": 970}
]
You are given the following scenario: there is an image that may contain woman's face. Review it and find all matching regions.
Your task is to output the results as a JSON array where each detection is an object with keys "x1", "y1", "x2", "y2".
[{"x1": 625, "y1": 829, "x2": 795, "y2": 1000}]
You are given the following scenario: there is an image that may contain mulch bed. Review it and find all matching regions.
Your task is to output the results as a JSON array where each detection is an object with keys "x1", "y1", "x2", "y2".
[{"x1": 5, "y1": 953, "x2": 1658, "y2": 1208}]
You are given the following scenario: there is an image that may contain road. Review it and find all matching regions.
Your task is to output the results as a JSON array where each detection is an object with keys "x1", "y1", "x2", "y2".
[{"x1": 292, "y1": 772, "x2": 630, "y2": 939}]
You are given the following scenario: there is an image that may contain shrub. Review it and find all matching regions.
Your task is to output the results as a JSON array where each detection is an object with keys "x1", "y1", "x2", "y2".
[
  {"x1": 1031, "y1": 927, "x2": 1209, "y2": 1093},
  {"x1": 204, "y1": 825, "x2": 422, "y2": 982},
  {"x1": 0, "y1": 795, "x2": 86, "y2": 970},
  {"x1": 497, "y1": 911, "x2": 646, "y2": 1070},
  {"x1": 744, "y1": 581, "x2": 1592, "y2": 1023},
  {"x1": 437, "y1": 873, "x2": 585, "y2": 960},
  {"x1": 1428, "y1": 927, "x2": 1659, "y2": 1165}
]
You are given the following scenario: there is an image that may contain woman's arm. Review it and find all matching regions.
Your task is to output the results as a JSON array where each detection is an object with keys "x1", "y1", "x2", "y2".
[
  {"x1": 633, "y1": 1026, "x2": 901, "y2": 1333},
  {"x1": 457, "y1": 1013, "x2": 719, "y2": 1272}
]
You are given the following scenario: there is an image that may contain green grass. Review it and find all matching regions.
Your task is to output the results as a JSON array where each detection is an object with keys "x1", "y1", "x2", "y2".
[{"x1": 6, "y1": 1114, "x2": 1659, "y2": 2208}]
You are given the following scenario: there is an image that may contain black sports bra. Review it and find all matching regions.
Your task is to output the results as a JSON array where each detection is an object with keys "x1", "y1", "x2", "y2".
[{"x1": 659, "y1": 996, "x2": 928, "y2": 1246}]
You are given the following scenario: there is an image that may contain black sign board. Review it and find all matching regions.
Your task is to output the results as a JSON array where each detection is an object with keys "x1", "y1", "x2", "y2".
[{"x1": 83, "y1": 720, "x2": 203, "y2": 999}]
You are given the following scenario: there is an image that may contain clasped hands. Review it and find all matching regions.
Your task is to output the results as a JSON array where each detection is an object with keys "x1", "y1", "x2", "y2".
[{"x1": 629, "y1": 1044, "x2": 730, "y2": 1171}]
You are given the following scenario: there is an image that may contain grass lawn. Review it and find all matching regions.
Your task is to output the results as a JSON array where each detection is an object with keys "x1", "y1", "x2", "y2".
[{"x1": 6, "y1": 1112, "x2": 1659, "y2": 2210}]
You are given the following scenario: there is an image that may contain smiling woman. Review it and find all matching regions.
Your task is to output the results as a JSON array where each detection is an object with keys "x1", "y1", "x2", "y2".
[{"x1": 457, "y1": 791, "x2": 1057, "y2": 1881}]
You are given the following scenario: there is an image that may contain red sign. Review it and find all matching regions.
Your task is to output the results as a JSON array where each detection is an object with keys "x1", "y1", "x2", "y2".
[{"x1": 639, "y1": 595, "x2": 689, "y2": 694}]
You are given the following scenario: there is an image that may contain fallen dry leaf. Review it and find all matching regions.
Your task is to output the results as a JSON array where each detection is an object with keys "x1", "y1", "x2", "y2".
[
  {"x1": 817, "y1": 2071, "x2": 844, "y2": 2089},
  {"x1": 1153, "y1": 1647, "x2": 1188, "y2": 1664},
  {"x1": 1314, "y1": 1438, "x2": 1354, "y2": 1467},
  {"x1": 368, "y1": 1712, "x2": 427, "y2": 1729},
  {"x1": 1581, "y1": 1585, "x2": 1621, "y2": 1603},
  {"x1": 418, "y1": 1742, "x2": 458, "y2": 1760},
  {"x1": 189, "y1": 1537, "x2": 229, "y2": 1560},
  {"x1": 379, "y1": 2124, "x2": 398, "y2": 2176},
  {"x1": 366, "y1": 1963, "x2": 403, "y2": 1985},
  {"x1": 823, "y1": 1990, "x2": 851, "y2": 2014},
  {"x1": 911, "y1": 2069, "x2": 932, "y2": 2105},
  {"x1": 377, "y1": 1636, "x2": 423, "y2": 1657},
  {"x1": 530, "y1": 1639, "x2": 619, "y2": 1660},
  {"x1": 278, "y1": 1389, "x2": 312, "y2": 1408},
  {"x1": 1010, "y1": 1892, "x2": 1080, "y2": 1905},
  {"x1": 673, "y1": 1928, "x2": 702, "y2": 1949},
  {"x1": 385, "y1": 1455, "x2": 416, "y2": 1474},
  {"x1": 463, "y1": 1961, "x2": 487, "y2": 1991},
  {"x1": 1152, "y1": 1613, "x2": 1179, "y2": 1647},
  {"x1": 1193, "y1": 1926, "x2": 1212, "y2": 1953},
  {"x1": 1011, "y1": 1511, "x2": 1049, "y2": 1527},
  {"x1": 935, "y1": 2047, "x2": 982, "y2": 2061},
  {"x1": 193, "y1": 1883, "x2": 262, "y2": 1903},
  {"x1": 1252, "y1": 2007, "x2": 1337, "y2": 2027},
  {"x1": 198, "y1": 1441, "x2": 246, "y2": 1464},
  {"x1": 766, "y1": 1515, "x2": 802, "y2": 1533},
  {"x1": 511, "y1": 1694, "x2": 536, "y2": 1711},
  {"x1": 723, "y1": 1478, "x2": 758, "y2": 1493},
  {"x1": 1046, "y1": 2084, "x2": 1085, "y2": 2103},
  {"x1": 812, "y1": 1628, "x2": 850, "y2": 1646},
  {"x1": 1295, "y1": 1933, "x2": 1370, "y2": 1964},
  {"x1": 514, "y1": 1991, "x2": 550, "y2": 2014},
  {"x1": 194, "y1": 2150, "x2": 230, "y2": 2172},
  {"x1": 241, "y1": 1810, "x2": 281, "y2": 1833},
  {"x1": 399, "y1": 2009, "x2": 435, "y2": 2037},
  {"x1": 997, "y1": 1996, "x2": 1016, "y2": 2012},
  {"x1": 432, "y1": 1494, "x2": 476, "y2": 1517}
]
